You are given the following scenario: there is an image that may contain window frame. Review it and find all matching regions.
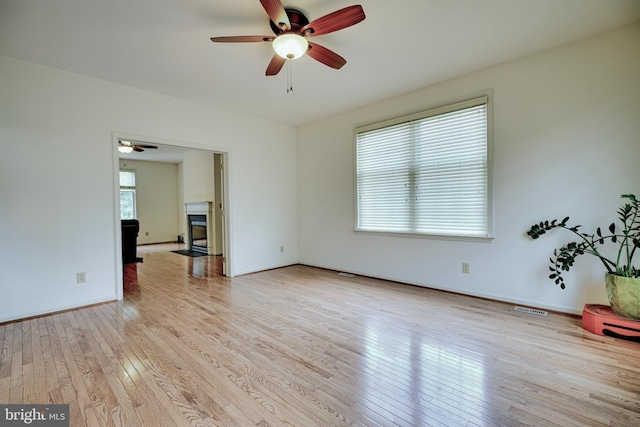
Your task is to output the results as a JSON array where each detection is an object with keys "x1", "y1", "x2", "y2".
[
  {"x1": 353, "y1": 92, "x2": 494, "y2": 241},
  {"x1": 119, "y1": 169, "x2": 137, "y2": 220}
]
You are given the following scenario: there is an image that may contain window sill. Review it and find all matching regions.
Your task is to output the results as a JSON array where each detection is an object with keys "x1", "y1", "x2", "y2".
[{"x1": 354, "y1": 229, "x2": 495, "y2": 243}]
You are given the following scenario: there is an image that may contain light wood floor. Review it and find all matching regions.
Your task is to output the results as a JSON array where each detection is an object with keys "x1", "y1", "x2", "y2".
[{"x1": 1, "y1": 243, "x2": 639, "y2": 426}]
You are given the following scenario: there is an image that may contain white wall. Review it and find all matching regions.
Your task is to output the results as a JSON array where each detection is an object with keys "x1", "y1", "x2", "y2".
[
  {"x1": 0, "y1": 55, "x2": 298, "y2": 323},
  {"x1": 183, "y1": 151, "x2": 215, "y2": 203},
  {"x1": 119, "y1": 158, "x2": 179, "y2": 245},
  {"x1": 297, "y1": 23, "x2": 640, "y2": 315}
]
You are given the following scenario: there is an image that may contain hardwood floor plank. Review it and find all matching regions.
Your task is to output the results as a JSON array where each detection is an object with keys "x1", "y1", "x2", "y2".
[
  {"x1": 60, "y1": 311, "x2": 108, "y2": 427},
  {"x1": 11, "y1": 322, "x2": 23, "y2": 363},
  {"x1": 37, "y1": 316, "x2": 63, "y2": 403},
  {"x1": 8, "y1": 352, "x2": 22, "y2": 404},
  {"x1": 0, "y1": 376, "x2": 10, "y2": 404},
  {"x1": 27, "y1": 318, "x2": 48, "y2": 404},
  {"x1": 0, "y1": 323, "x2": 14, "y2": 381},
  {"x1": 21, "y1": 320, "x2": 33, "y2": 367},
  {"x1": 21, "y1": 362, "x2": 36, "y2": 404},
  {"x1": 50, "y1": 319, "x2": 91, "y2": 427},
  {"x1": 116, "y1": 342, "x2": 183, "y2": 426},
  {"x1": 0, "y1": 324, "x2": 5, "y2": 362}
]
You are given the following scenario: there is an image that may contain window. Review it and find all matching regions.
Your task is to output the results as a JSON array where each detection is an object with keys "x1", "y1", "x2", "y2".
[
  {"x1": 355, "y1": 95, "x2": 491, "y2": 238},
  {"x1": 119, "y1": 170, "x2": 137, "y2": 220}
]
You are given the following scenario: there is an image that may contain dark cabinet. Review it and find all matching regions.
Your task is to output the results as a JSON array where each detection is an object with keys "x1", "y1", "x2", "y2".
[{"x1": 121, "y1": 219, "x2": 140, "y2": 264}]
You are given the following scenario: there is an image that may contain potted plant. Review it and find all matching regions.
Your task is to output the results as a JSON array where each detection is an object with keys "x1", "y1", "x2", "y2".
[{"x1": 527, "y1": 194, "x2": 640, "y2": 319}]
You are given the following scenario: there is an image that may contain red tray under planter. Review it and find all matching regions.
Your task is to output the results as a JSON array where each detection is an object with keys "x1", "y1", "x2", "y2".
[{"x1": 582, "y1": 304, "x2": 640, "y2": 338}]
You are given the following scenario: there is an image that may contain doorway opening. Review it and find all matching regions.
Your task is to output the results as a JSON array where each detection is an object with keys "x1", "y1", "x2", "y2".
[{"x1": 112, "y1": 134, "x2": 231, "y2": 300}]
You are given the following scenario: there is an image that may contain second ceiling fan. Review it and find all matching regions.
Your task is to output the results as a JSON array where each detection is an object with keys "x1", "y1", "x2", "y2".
[
  {"x1": 211, "y1": 0, "x2": 366, "y2": 76},
  {"x1": 118, "y1": 140, "x2": 158, "y2": 153}
]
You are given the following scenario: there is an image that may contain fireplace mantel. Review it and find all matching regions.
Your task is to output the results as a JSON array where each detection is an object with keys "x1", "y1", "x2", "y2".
[{"x1": 185, "y1": 202, "x2": 213, "y2": 215}]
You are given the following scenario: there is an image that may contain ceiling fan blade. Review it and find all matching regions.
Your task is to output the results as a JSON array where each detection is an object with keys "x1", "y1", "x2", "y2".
[
  {"x1": 302, "y1": 5, "x2": 365, "y2": 37},
  {"x1": 135, "y1": 144, "x2": 158, "y2": 149},
  {"x1": 259, "y1": 0, "x2": 290, "y2": 31},
  {"x1": 307, "y1": 42, "x2": 346, "y2": 69},
  {"x1": 133, "y1": 147, "x2": 144, "y2": 152},
  {"x1": 266, "y1": 54, "x2": 286, "y2": 76},
  {"x1": 211, "y1": 36, "x2": 274, "y2": 43}
]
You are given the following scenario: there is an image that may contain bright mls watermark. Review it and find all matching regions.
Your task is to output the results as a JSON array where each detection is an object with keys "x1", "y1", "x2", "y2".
[{"x1": 1, "y1": 405, "x2": 69, "y2": 426}]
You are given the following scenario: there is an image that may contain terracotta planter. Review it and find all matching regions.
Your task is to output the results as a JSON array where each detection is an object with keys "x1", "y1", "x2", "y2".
[{"x1": 605, "y1": 273, "x2": 640, "y2": 320}]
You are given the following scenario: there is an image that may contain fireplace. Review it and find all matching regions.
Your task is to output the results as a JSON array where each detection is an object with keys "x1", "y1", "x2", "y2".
[
  {"x1": 188, "y1": 214, "x2": 208, "y2": 253},
  {"x1": 185, "y1": 202, "x2": 215, "y2": 255}
]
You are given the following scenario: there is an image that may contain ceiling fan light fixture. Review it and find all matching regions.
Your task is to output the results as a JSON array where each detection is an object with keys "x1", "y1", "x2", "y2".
[
  {"x1": 118, "y1": 141, "x2": 133, "y2": 153},
  {"x1": 272, "y1": 34, "x2": 308, "y2": 59}
]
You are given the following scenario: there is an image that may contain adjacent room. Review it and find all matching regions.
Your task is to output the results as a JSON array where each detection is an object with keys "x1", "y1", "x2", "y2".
[{"x1": 1, "y1": 1, "x2": 639, "y2": 425}]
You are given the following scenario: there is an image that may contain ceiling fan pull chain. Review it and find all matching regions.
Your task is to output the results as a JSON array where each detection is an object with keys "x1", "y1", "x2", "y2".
[{"x1": 287, "y1": 60, "x2": 293, "y2": 93}]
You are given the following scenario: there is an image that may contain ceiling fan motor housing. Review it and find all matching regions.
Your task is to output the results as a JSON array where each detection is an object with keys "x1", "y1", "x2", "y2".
[{"x1": 270, "y1": 9, "x2": 309, "y2": 35}]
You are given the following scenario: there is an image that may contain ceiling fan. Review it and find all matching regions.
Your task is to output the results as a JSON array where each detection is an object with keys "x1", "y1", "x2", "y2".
[
  {"x1": 118, "y1": 140, "x2": 158, "y2": 153},
  {"x1": 211, "y1": 0, "x2": 366, "y2": 76}
]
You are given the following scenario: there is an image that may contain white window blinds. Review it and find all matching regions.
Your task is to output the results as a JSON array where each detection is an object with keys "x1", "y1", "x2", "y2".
[{"x1": 356, "y1": 96, "x2": 490, "y2": 237}]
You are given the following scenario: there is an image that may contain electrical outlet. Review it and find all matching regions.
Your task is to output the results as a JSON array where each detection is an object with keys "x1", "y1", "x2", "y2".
[
  {"x1": 280, "y1": 245, "x2": 284, "y2": 253},
  {"x1": 462, "y1": 263, "x2": 470, "y2": 274},
  {"x1": 77, "y1": 272, "x2": 86, "y2": 284}
]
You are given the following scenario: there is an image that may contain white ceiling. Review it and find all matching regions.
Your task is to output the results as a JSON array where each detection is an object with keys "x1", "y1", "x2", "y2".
[{"x1": 2, "y1": 0, "x2": 640, "y2": 130}]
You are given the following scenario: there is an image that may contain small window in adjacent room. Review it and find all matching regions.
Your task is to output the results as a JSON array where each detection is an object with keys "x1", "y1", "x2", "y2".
[
  {"x1": 355, "y1": 94, "x2": 492, "y2": 238},
  {"x1": 119, "y1": 170, "x2": 137, "y2": 220}
]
